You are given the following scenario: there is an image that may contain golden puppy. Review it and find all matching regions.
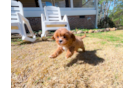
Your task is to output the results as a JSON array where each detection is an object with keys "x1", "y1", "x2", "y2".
[{"x1": 49, "y1": 28, "x2": 86, "y2": 58}]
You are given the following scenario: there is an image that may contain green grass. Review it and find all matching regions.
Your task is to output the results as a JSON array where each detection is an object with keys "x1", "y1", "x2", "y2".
[
  {"x1": 11, "y1": 38, "x2": 22, "y2": 42},
  {"x1": 100, "y1": 41, "x2": 107, "y2": 45},
  {"x1": 76, "y1": 31, "x2": 123, "y2": 43},
  {"x1": 47, "y1": 77, "x2": 51, "y2": 80},
  {"x1": 72, "y1": 28, "x2": 103, "y2": 32},
  {"x1": 92, "y1": 29, "x2": 99, "y2": 30},
  {"x1": 11, "y1": 38, "x2": 22, "y2": 45},
  {"x1": 11, "y1": 30, "x2": 123, "y2": 45},
  {"x1": 115, "y1": 44, "x2": 122, "y2": 47},
  {"x1": 46, "y1": 36, "x2": 52, "y2": 38}
]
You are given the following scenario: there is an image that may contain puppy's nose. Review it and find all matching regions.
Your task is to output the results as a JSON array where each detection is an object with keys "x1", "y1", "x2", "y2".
[{"x1": 59, "y1": 40, "x2": 63, "y2": 43}]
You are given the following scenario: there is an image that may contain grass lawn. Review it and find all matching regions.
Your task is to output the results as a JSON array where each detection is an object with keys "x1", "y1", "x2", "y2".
[{"x1": 11, "y1": 30, "x2": 123, "y2": 88}]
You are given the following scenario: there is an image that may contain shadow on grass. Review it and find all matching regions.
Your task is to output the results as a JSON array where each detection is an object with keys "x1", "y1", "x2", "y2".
[
  {"x1": 19, "y1": 39, "x2": 45, "y2": 45},
  {"x1": 66, "y1": 49, "x2": 105, "y2": 67},
  {"x1": 11, "y1": 39, "x2": 55, "y2": 46},
  {"x1": 18, "y1": 39, "x2": 55, "y2": 45}
]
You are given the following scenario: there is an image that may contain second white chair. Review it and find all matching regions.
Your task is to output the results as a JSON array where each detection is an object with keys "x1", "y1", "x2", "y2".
[{"x1": 41, "y1": 6, "x2": 70, "y2": 39}]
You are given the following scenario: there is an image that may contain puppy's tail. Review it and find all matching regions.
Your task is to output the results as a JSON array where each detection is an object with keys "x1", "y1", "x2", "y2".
[{"x1": 80, "y1": 34, "x2": 86, "y2": 39}]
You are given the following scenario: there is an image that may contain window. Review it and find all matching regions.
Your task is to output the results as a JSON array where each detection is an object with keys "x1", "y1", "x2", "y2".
[
  {"x1": 42, "y1": 0, "x2": 70, "y2": 8},
  {"x1": 55, "y1": 0, "x2": 66, "y2": 7},
  {"x1": 73, "y1": 0, "x2": 95, "y2": 8},
  {"x1": 18, "y1": 0, "x2": 39, "y2": 7},
  {"x1": 42, "y1": 0, "x2": 53, "y2": 7},
  {"x1": 79, "y1": 16, "x2": 85, "y2": 18}
]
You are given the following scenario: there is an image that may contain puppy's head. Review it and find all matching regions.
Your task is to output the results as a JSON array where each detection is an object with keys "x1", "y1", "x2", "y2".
[{"x1": 52, "y1": 28, "x2": 75, "y2": 46}]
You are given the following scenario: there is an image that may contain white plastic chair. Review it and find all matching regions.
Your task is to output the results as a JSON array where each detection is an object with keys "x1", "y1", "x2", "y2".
[
  {"x1": 41, "y1": 6, "x2": 70, "y2": 39},
  {"x1": 11, "y1": 1, "x2": 36, "y2": 42}
]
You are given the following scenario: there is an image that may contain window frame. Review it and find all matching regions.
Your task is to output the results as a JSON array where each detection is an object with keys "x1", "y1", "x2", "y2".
[
  {"x1": 22, "y1": 0, "x2": 96, "y2": 10},
  {"x1": 71, "y1": 0, "x2": 96, "y2": 9}
]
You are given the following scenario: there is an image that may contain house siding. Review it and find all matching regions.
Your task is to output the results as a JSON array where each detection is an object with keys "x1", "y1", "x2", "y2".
[
  {"x1": 26, "y1": 15, "x2": 96, "y2": 31},
  {"x1": 68, "y1": 15, "x2": 96, "y2": 29}
]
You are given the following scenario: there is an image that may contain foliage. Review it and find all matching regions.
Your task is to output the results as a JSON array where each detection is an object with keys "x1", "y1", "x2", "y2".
[
  {"x1": 98, "y1": 0, "x2": 123, "y2": 28},
  {"x1": 98, "y1": 16, "x2": 115, "y2": 28}
]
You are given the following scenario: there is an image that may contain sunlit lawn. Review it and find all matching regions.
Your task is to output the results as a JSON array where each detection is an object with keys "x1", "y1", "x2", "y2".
[{"x1": 11, "y1": 30, "x2": 123, "y2": 88}]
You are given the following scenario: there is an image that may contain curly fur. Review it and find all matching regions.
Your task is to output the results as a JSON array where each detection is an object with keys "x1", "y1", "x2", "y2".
[{"x1": 49, "y1": 28, "x2": 86, "y2": 58}]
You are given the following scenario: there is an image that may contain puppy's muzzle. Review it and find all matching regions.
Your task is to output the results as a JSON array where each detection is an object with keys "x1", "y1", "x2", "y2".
[{"x1": 59, "y1": 40, "x2": 63, "y2": 43}]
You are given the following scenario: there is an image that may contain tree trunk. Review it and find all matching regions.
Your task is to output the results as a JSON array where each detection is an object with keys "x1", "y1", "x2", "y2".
[{"x1": 106, "y1": 2, "x2": 111, "y2": 16}]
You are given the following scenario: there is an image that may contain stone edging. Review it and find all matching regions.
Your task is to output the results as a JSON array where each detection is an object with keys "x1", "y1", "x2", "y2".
[{"x1": 71, "y1": 27, "x2": 117, "y2": 34}]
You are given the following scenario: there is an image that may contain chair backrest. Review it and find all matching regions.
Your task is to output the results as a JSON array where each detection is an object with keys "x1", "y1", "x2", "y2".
[
  {"x1": 44, "y1": 6, "x2": 62, "y2": 21},
  {"x1": 11, "y1": 1, "x2": 24, "y2": 22}
]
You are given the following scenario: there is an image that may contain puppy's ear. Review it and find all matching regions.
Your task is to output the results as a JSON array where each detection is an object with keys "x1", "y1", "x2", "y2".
[
  {"x1": 51, "y1": 35, "x2": 55, "y2": 40},
  {"x1": 70, "y1": 32, "x2": 76, "y2": 41}
]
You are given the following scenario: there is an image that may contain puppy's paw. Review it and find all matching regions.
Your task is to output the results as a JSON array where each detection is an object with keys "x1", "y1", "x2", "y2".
[
  {"x1": 49, "y1": 55, "x2": 53, "y2": 58},
  {"x1": 65, "y1": 56, "x2": 70, "y2": 59},
  {"x1": 65, "y1": 56, "x2": 68, "y2": 59},
  {"x1": 49, "y1": 55, "x2": 56, "y2": 58}
]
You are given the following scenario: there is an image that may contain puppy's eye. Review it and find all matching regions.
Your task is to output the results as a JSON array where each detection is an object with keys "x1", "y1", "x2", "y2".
[
  {"x1": 57, "y1": 36, "x2": 59, "y2": 38},
  {"x1": 63, "y1": 36, "x2": 66, "y2": 38}
]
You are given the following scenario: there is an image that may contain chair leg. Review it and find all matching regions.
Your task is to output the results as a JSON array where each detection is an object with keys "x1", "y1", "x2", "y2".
[
  {"x1": 20, "y1": 23, "x2": 36, "y2": 42},
  {"x1": 67, "y1": 24, "x2": 71, "y2": 31},
  {"x1": 41, "y1": 30, "x2": 47, "y2": 40},
  {"x1": 25, "y1": 21, "x2": 34, "y2": 36},
  {"x1": 19, "y1": 23, "x2": 28, "y2": 41},
  {"x1": 41, "y1": 23, "x2": 47, "y2": 39}
]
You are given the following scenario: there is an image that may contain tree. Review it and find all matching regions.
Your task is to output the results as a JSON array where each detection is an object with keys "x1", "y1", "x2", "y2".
[
  {"x1": 98, "y1": 0, "x2": 123, "y2": 28},
  {"x1": 109, "y1": 0, "x2": 123, "y2": 27}
]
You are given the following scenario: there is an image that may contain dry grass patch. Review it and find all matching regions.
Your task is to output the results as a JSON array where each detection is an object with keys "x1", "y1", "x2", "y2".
[{"x1": 11, "y1": 30, "x2": 123, "y2": 88}]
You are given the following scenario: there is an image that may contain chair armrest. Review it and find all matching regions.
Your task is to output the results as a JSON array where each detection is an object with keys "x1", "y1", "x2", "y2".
[
  {"x1": 62, "y1": 15, "x2": 70, "y2": 31},
  {"x1": 17, "y1": 13, "x2": 28, "y2": 23},
  {"x1": 17, "y1": 13, "x2": 35, "y2": 36},
  {"x1": 62, "y1": 15, "x2": 68, "y2": 22}
]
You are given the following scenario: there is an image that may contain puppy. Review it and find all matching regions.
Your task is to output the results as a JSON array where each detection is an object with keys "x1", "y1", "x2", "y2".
[{"x1": 49, "y1": 28, "x2": 86, "y2": 58}]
